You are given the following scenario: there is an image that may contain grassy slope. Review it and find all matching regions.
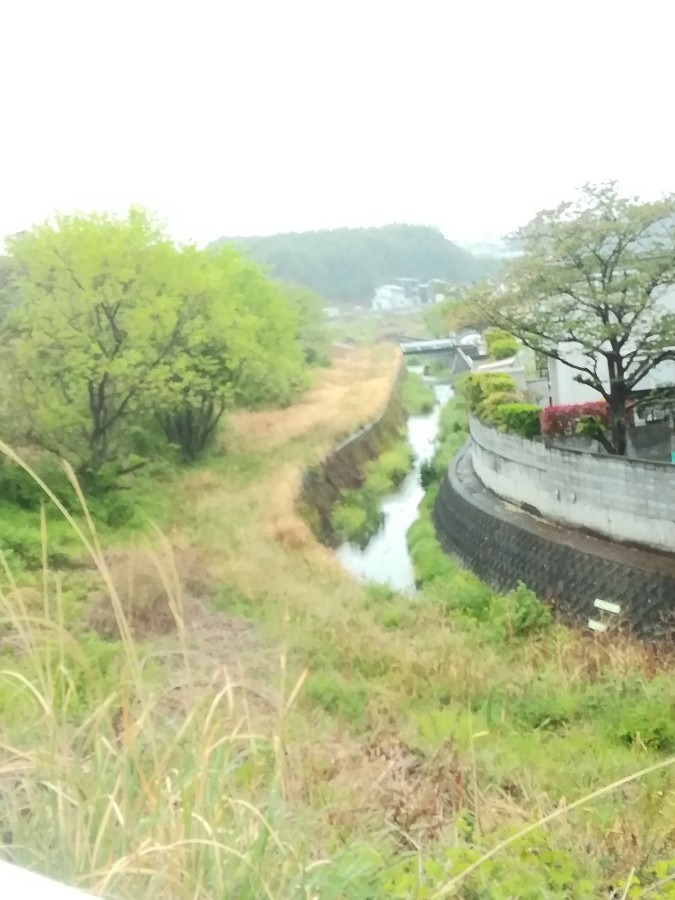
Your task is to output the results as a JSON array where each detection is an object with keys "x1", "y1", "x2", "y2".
[{"x1": 1, "y1": 348, "x2": 675, "y2": 898}]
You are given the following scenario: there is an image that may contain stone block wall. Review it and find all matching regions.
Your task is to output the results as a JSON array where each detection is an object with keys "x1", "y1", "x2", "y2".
[
  {"x1": 470, "y1": 418, "x2": 675, "y2": 553},
  {"x1": 433, "y1": 446, "x2": 675, "y2": 638}
]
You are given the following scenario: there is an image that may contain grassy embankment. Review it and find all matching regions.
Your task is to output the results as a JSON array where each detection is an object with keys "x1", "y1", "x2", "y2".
[{"x1": 1, "y1": 346, "x2": 675, "y2": 897}]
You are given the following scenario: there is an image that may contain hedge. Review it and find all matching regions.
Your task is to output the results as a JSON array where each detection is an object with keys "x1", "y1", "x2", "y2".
[{"x1": 497, "y1": 403, "x2": 542, "y2": 438}]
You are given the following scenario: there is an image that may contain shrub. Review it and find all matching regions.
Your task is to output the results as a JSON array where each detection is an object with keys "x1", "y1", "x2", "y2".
[
  {"x1": 500, "y1": 582, "x2": 552, "y2": 636},
  {"x1": 489, "y1": 337, "x2": 519, "y2": 359},
  {"x1": 332, "y1": 500, "x2": 382, "y2": 548},
  {"x1": 540, "y1": 401, "x2": 609, "y2": 436},
  {"x1": 484, "y1": 327, "x2": 519, "y2": 359},
  {"x1": 475, "y1": 390, "x2": 519, "y2": 424},
  {"x1": 377, "y1": 446, "x2": 413, "y2": 487},
  {"x1": 0, "y1": 458, "x2": 79, "y2": 513},
  {"x1": 458, "y1": 372, "x2": 518, "y2": 411},
  {"x1": 497, "y1": 403, "x2": 542, "y2": 438},
  {"x1": 419, "y1": 459, "x2": 441, "y2": 488}
]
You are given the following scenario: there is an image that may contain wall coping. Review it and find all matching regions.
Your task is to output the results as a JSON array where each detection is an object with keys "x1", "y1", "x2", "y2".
[
  {"x1": 470, "y1": 416, "x2": 673, "y2": 471},
  {"x1": 469, "y1": 416, "x2": 675, "y2": 554}
]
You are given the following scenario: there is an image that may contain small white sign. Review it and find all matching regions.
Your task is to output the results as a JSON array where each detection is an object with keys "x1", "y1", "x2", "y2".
[
  {"x1": 594, "y1": 599, "x2": 621, "y2": 615},
  {"x1": 588, "y1": 618, "x2": 608, "y2": 632}
]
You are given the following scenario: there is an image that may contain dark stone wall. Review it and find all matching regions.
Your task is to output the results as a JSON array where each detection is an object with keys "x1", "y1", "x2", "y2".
[{"x1": 433, "y1": 444, "x2": 675, "y2": 639}]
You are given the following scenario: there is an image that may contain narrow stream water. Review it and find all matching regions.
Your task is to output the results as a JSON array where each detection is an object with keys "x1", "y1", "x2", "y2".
[{"x1": 336, "y1": 367, "x2": 453, "y2": 594}]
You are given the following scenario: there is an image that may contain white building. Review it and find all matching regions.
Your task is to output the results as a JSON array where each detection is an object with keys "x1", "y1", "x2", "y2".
[{"x1": 371, "y1": 284, "x2": 411, "y2": 312}]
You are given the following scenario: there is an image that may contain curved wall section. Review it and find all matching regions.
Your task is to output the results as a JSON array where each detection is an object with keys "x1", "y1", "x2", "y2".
[
  {"x1": 470, "y1": 418, "x2": 675, "y2": 554},
  {"x1": 433, "y1": 445, "x2": 675, "y2": 638}
]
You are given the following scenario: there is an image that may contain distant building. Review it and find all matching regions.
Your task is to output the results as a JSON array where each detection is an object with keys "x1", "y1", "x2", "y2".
[
  {"x1": 323, "y1": 306, "x2": 341, "y2": 319},
  {"x1": 371, "y1": 278, "x2": 444, "y2": 312}
]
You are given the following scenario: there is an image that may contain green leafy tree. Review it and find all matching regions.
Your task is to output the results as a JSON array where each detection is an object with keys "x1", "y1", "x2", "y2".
[
  {"x1": 424, "y1": 286, "x2": 492, "y2": 336},
  {"x1": 278, "y1": 281, "x2": 329, "y2": 366},
  {"x1": 5, "y1": 209, "x2": 188, "y2": 475},
  {"x1": 479, "y1": 183, "x2": 675, "y2": 455},
  {"x1": 0, "y1": 256, "x2": 19, "y2": 324},
  {"x1": 159, "y1": 248, "x2": 307, "y2": 460},
  {"x1": 212, "y1": 224, "x2": 499, "y2": 303}
]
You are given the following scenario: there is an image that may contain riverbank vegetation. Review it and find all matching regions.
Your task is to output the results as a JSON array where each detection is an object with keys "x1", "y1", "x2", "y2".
[
  {"x1": 403, "y1": 369, "x2": 436, "y2": 414},
  {"x1": 329, "y1": 369, "x2": 430, "y2": 546},
  {"x1": 330, "y1": 439, "x2": 412, "y2": 546},
  {"x1": 1, "y1": 308, "x2": 675, "y2": 897}
]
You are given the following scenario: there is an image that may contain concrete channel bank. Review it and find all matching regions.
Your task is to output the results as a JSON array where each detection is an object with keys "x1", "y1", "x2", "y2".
[{"x1": 434, "y1": 439, "x2": 675, "y2": 639}]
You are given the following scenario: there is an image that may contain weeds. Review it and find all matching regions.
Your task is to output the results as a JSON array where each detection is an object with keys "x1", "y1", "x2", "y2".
[
  {"x1": 1, "y1": 349, "x2": 675, "y2": 896},
  {"x1": 403, "y1": 370, "x2": 436, "y2": 414},
  {"x1": 331, "y1": 439, "x2": 412, "y2": 546}
]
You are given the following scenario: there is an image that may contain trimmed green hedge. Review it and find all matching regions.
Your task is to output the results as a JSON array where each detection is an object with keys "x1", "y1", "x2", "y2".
[{"x1": 497, "y1": 402, "x2": 541, "y2": 438}]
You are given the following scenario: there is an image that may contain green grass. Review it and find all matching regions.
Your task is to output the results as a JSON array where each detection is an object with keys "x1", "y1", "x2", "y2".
[
  {"x1": 2, "y1": 367, "x2": 675, "y2": 898},
  {"x1": 402, "y1": 369, "x2": 436, "y2": 414},
  {"x1": 331, "y1": 438, "x2": 413, "y2": 545}
]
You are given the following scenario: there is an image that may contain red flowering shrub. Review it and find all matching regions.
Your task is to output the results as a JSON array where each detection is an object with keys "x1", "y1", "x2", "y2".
[{"x1": 540, "y1": 401, "x2": 609, "y2": 436}]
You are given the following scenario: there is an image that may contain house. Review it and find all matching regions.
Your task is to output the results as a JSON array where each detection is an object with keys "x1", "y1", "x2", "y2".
[
  {"x1": 371, "y1": 278, "x2": 445, "y2": 312},
  {"x1": 371, "y1": 284, "x2": 409, "y2": 312}
]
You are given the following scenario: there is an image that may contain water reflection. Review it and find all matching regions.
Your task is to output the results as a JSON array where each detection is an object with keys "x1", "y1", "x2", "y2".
[{"x1": 336, "y1": 369, "x2": 453, "y2": 594}]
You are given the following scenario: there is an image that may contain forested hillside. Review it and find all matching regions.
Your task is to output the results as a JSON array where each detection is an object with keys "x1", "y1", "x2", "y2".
[{"x1": 211, "y1": 224, "x2": 499, "y2": 302}]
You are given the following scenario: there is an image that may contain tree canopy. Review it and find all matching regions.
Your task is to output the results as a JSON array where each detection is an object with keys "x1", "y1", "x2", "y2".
[
  {"x1": 211, "y1": 224, "x2": 498, "y2": 303},
  {"x1": 3, "y1": 210, "x2": 314, "y2": 473},
  {"x1": 424, "y1": 285, "x2": 493, "y2": 336},
  {"x1": 478, "y1": 182, "x2": 675, "y2": 455}
]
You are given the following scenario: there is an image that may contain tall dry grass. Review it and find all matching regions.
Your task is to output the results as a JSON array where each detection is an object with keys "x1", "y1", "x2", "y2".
[
  {"x1": 0, "y1": 347, "x2": 404, "y2": 897},
  {"x1": 0, "y1": 452, "x2": 328, "y2": 897},
  {"x1": 2, "y1": 346, "x2": 675, "y2": 896}
]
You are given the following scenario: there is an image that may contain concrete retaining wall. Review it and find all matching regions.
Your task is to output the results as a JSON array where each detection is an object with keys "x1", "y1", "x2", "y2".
[
  {"x1": 433, "y1": 445, "x2": 675, "y2": 638},
  {"x1": 470, "y1": 418, "x2": 675, "y2": 553}
]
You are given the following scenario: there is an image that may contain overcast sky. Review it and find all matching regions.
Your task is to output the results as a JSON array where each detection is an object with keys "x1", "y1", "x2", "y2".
[{"x1": 2, "y1": 0, "x2": 674, "y2": 247}]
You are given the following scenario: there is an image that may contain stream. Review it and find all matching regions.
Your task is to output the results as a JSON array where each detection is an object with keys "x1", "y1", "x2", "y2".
[{"x1": 335, "y1": 366, "x2": 453, "y2": 594}]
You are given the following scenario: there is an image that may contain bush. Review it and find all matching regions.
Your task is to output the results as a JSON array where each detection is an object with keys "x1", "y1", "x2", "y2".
[
  {"x1": 497, "y1": 403, "x2": 542, "y2": 438},
  {"x1": 457, "y1": 372, "x2": 518, "y2": 412},
  {"x1": 0, "y1": 459, "x2": 79, "y2": 513},
  {"x1": 330, "y1": 438, "x2": 412, "y2": 546},
  {"x1": 540, "y1": 401, "x2": 609, "y2": 436},
  {"x1": 499, "y1": 582, "x2": 552, "y2": 636},
  {"x1": 484, "y1": 327, "x2": 518, "y2": 359},
  {"x1": 377, "y1": 446, "x2": 413, "y2": 487},
  {"x1": 489, "y1": 337, "x2": 519, "y2": 359},
  {"x1": 332, "y1": 498, "x2": 382, "y2": 547},
  {"x1": 0, "y1": 512, "x2": 72, "y2": 570},
  {"x1": 475, "y1": 391, "x2": 519, "y2": 424},
  {"x1": 419, "y1": 459, "x2": 441, "y2": 488}
]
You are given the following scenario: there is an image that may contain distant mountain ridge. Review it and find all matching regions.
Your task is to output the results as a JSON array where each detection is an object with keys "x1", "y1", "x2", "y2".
[{"x1": 210, "y1": 224, "x2": 499, "y2": 303}]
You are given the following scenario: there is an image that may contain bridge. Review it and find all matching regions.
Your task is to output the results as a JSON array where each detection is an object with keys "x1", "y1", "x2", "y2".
[{"x1": 400, "y1": 338, "x2": 459, "y2": 355}]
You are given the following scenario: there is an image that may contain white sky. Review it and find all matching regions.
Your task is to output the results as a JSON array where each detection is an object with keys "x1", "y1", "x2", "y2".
[{"x1": 2, "y1": 0, "x2": 674, "y2": 247}]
